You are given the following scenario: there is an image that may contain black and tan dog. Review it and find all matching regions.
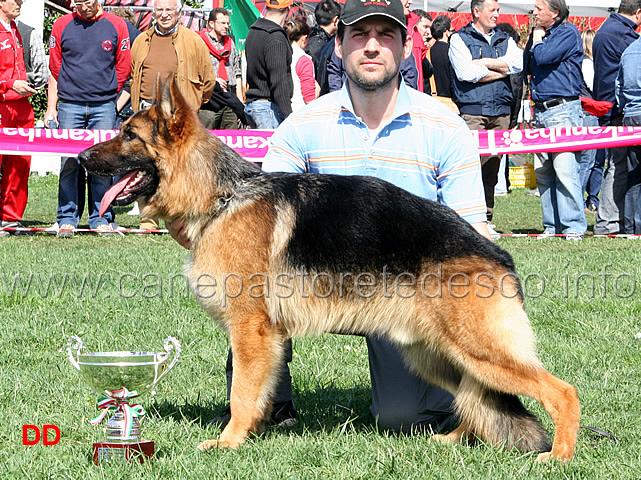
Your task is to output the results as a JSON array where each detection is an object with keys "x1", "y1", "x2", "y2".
[{"x1": 79, "y1": 79, "x2": 580, "y2": 462}]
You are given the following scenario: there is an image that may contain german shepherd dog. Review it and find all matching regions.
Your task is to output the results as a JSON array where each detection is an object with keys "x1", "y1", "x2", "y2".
[{"x1": 79, "y1": 79, "x2": 580, "y2": 462}]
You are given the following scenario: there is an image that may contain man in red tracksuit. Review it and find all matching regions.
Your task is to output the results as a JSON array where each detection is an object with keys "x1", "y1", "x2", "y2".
[
  {"x1": 0, "y1": 0, "x2": 36, "y2": 236},
  {"x1": 403, "y1": 0, "x2": 428, "y2": 92}
]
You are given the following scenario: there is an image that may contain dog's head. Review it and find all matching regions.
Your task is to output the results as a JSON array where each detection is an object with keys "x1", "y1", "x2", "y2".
[{"x1": 79, "y1": 76, "x2": 214, "y2": 218}]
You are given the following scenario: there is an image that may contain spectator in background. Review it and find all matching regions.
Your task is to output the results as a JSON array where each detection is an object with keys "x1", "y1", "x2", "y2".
[
  {"x1": 616, "y1": 36, "x2": 641, "y2": 234},
  {"x1": 427, "y1": 15, "x2": 454, "y2": 98},
  {"x1": 413, "y1": 9, "x2": 434, "y2": 92},
  {"x1": 578, "y1": 29, "x2": 599, "y2": 214},
  {"x1": 286, "y1": 19, "x2": 319, "y2": 112},
  {"x1": 130, "y1": 0, "x2": 214, "y2": 231},
  {"x1": 111, "y1": 6, "x2": 139, "y2": 39},
  {"x1": 413, "y1": 9, "x2": 434, "y2": 48},
  {"x1": 495, "y1": 22, "x2": 524, "y2": 129},
  {"x1": 495, "y1": 22, "x2": 524, "y2": 194},
  {"x1": 524, "y1": 0, "x2": 586, "y2": 241},
  {"x1": 16, "y1": 20, "x2": 48, "y2": 91},
  {"x1": 130, "y1": 0, "x2": 213, "y2": 113},
  {"x1": 110, "y1": 7, "x2": 140, "y2": 128},
  {"x1": 198, "y1": 7, "x2": 243, "y2": 129},
  {"x1": 46, "y1": 0, "x2": 131, "y2": 238},
  {"x1": 244, "y1": 0, "x2": 293, "y2": 128},
  {"x1": 306, "y1": 0, "x2": 341, "y2": 63},
  {"x1": 449, "y1": 0, "x2": 522, "y2": 238},
  {"x1": 403, "y1": 0, "x2": 427, "y2": 92},
  {"x1": 0, "y1": 0, "x2": 37, "y2": 237},
  {"x1": 591, "y1": 0, "x2": 641, "y2": 235},
  {"x1": 307, "y1": 0, "x2": 341, "y2": 95}
]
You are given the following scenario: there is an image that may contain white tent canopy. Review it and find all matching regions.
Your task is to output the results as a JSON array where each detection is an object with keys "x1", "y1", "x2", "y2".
[{"x1": 418, "y1": 0, "x2": 620, "y2": 17}]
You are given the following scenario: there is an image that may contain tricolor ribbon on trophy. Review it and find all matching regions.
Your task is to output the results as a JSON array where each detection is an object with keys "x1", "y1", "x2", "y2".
[{"x1": 90, "y1": 388, "x2": 146, "y2": 440}]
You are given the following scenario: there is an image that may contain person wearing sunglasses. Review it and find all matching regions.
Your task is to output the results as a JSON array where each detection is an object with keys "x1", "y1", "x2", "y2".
[{"x1": 197, "y1": 7, "x2": 243, "y2": 129}]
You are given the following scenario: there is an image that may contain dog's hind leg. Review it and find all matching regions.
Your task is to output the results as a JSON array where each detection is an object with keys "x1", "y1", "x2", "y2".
[
  {"x1": 452, "y1": 367, "x2": 579, "y2": 462},
  {"x1": 441, "y1": 297, "x2": 580, "y2": 462},
  {"x1": 197, "y1": 309, "x2": 287, "y2": 451}
]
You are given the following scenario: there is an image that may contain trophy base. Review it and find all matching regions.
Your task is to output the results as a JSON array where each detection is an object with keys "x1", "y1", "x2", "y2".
[{"x1": 92, "y1": 440, "x2": 154, "y2": 465}]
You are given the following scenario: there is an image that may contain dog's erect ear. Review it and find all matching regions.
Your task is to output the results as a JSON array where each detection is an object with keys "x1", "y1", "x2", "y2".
[
  {"x1": 152, "y1": 73, "x2": 163, "y2": 105},
  {"x1": 157, "y1": 76, "x2": 190, "y2": 125},
  {"x1": 159, "y1": 76, "x2": 175, "y2": 117}
]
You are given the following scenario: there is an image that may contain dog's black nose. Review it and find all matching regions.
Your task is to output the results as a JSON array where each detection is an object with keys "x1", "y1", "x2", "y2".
[{"x1": 77, "y1": 149, "x2": 90, "y2": 166}]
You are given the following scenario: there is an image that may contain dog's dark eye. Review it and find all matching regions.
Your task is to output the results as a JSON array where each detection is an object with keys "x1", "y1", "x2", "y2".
[{"x1": 123, "y1": 130, "x2": 138, "y2": 142}]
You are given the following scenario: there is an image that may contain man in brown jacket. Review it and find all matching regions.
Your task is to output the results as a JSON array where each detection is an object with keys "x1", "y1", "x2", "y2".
[
  {"x1": 129, "y1": 0, "x2": 214, "y2": 230},
  {"x1": 130, "y1": 0, "x2": 214, "y2": 112}
]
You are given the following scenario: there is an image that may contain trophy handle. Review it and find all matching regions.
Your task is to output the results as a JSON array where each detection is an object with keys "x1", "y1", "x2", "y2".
[
  {"x1": 66, "y1": 335, "x2": 83, "y2": 371},
  {"x1": 152, "y1": 337, "x2": 181, "y2": 391}
]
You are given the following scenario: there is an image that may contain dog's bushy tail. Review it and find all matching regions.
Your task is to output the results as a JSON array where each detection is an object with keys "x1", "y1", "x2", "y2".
[{"x1": 454, "y1": 377, "x2": 552, "y2": 453}]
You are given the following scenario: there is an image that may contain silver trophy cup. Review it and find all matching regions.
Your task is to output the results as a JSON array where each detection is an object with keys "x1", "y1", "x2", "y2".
[{"x1": 66, "y1": 335, "x2": 180, "y2": 463}]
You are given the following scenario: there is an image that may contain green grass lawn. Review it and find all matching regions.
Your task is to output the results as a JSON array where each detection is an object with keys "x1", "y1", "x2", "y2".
[{"x1": 1, "y1": 176, "x2": 640, "y2": 479}]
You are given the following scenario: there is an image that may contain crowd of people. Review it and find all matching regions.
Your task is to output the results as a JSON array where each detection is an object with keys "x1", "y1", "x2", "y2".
[{"x1": 1, "y1": 0, "x2": 641, "y2": 239}]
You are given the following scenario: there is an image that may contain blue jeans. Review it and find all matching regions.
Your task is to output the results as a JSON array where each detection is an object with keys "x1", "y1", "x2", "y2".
[
  {"x1": 624, "y1": 114, "x2": 641, "y2": 233},
  {"x1": 586, "y1": 148, "x2": 605, "y2": 208},
  {"x1": 57, "y1": 100, "x2": 116, "y2": 229},
  {"x1": 578, "y1": 112, "x2": 599, "y2": 203},
  {"x1": 533, "y1": 100, "x2": 587, "y2": 235},
  {"x1": 244, "y1": 100, "x2": 284, "y2": 129},
  {"x1": 593, "y1": 115, "x2": 628, "y2": 234}
]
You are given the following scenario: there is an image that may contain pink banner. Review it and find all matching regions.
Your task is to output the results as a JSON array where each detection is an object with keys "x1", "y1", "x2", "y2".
[
  {"x1": 475, "y1": 126, "x2": 641, "y2": 156},
  {"x1": 0, "y1": 129, "x2": 272, "y2": 159},
  {"x1": 2, "y1": 126, "x2": 641, "y2": 159}
]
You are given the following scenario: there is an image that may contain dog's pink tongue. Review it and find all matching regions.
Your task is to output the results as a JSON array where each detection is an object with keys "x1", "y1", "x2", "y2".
[{"x1": 99, "y1": 170, "x2": 140, "y2": 217}]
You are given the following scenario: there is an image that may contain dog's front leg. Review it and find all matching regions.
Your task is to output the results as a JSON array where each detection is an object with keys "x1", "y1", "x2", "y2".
[{"x1": 198, "y1": 309, "x2": 286, "y2": 451}]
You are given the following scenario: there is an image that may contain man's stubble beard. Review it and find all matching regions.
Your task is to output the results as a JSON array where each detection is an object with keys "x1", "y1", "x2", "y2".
[{"x1": 347, "y1": 66, "x2": 399, "y2": 92}]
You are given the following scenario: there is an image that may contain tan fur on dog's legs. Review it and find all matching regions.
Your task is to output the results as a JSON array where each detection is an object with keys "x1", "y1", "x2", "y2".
[
  {"x1": 532, "y1": 371, "x2": 580, "y2": 462},
  {"x1": 430, "y1": 424, "x2": 467, "y2": 444},
  {"x1": 197, "y1": 310, "x2": 286, "y2": 451}
]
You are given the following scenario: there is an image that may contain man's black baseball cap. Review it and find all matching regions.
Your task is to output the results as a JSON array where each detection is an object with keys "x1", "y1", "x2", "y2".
[{"x1": 340, "y1": 0, "x2": 407, "y2": 29}]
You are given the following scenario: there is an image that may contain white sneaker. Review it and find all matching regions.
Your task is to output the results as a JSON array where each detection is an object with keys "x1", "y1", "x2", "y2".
[
  {"x1": 95, "y1": 224, "x2": 116, "y2": 237},
  {"x1": 127, "y1": 202, "x2": 140, "y2": 216},
  {"x1": 564, "y1": 233, "x2": 582, "y2": 241},
  {"x1": 537, "y1": 231, "x2": 556, "y2": 240},
  {"x1": 486, "y1": 223, "x2": 500, "y2": 240},
  {"x1": 45, "y1": 222, "x2": 59, "y2": 235},
  {"x1": 57, "y1": 224, "x2": 75, "y2": 238}
]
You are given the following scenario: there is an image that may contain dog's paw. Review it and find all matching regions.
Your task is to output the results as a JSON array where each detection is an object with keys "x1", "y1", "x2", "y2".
[
  {"x1": 197, "y1": 438, "x2": 241, "y2": 451},
  {"x1": 536, "y1": 452, "x2": 553, "y2": 462},
  {"x1": 536, "y1": 451, "x2": 572, "y2": 463},
  {"x1": 430, "y1": 425, "x2": 465, "y2": 445},
  {"x1": 430, "y1": 433, "x2": 457, "y2": 444},
  {"x1": 197, "y1": 440, "x2": 219, "y2": 452}
]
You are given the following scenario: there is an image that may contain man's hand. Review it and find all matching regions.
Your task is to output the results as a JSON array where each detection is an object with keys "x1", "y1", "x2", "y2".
[
  {"x1": 473, "y1": 58, "x2": 509, "y2": 74},
  {"x1": 165, "y1": 217, "x2": 192, "y2": 250},
  {"x1": 12, "y1": 80, "x2": 37, "y2": 97},
  {"x1": 532, "y1": 26, "x2": 546, "y2": 43},
  {"x1": 216, "y1": 78, "x2": 228, "y2": 91},
  {"x1": 44, "y1": 109, "x2": 58, "y2": 128}
]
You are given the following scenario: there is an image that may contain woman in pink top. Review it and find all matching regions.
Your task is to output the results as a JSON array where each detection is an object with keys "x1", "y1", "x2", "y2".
[{"x1": 286, "y1": 19, "x2": 319, "y2": 112}]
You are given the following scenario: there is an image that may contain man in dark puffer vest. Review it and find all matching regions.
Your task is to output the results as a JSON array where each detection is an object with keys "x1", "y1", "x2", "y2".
[{"x1": 448, "y1": 0, "x2": 523, "y2": 236}]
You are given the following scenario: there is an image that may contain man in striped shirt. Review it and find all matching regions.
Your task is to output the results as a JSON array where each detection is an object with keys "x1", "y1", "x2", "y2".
[{"x1": 261, "y1": 0, "x2": 491, "y2": 434}]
